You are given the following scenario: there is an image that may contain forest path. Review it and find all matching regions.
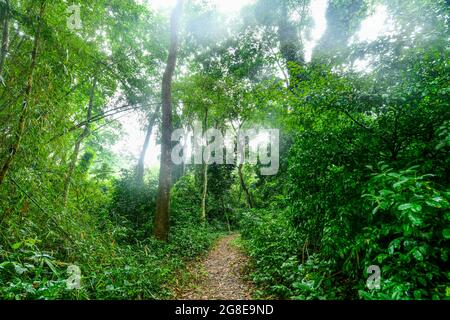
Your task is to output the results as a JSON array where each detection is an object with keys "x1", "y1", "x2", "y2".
[{"x1": 175, "y1": 233, "x2": 253, "y2": 300}]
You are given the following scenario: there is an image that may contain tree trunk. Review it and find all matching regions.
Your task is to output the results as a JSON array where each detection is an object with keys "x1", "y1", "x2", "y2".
[
  {"x1": 0, "y1": 0, "x2": 10, "y2": 83},
  {"x1": 313, "y1": 0, "x2": 366, "y2": 62},
  {"x1": 136, "y1": 106, "x2": 160, "y2": 184},
  {"x1": 201, "y1": 107, "x2": 208, "y2": 221},
  {"x1": 277, "y1": 0, "x2": 304, "y2": 78},
  {"x1": 222, "y1": 197, "x2": 231, "y2": 232},
  {"x1": 154, "y1": 0, "x2": 183, "y2": 242},
  {"x1": 0, "y1": 1, "x2": 45, "y2": 186},
  {"x1": 63, "y1": 78, "x2": 96, "y2": 206},
  {"x1": 238, "y1": 164, "x2": 253, "y2": 209}
]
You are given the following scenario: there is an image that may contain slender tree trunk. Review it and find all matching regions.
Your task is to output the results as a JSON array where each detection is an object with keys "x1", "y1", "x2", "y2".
[
  {"x1": 201, "y1": 160, "x2": 208, "y2": 221},
  {"x1": 136, "y1": 105, "x2": 160, "y2": 184},
  {"x1": 154, "y1": 0, "x2": 183, "y2": 241},
  {"x1": 63, "y1": 78, "x2": 96, "y2": 206},
  {"x1": 0, "y1": 1, "x2": 45, "y2": 186},
  {"x1": 0, "y1": 0, "x2": 10, "y2": 83},
  {"x1": 222, "y1": 197, "x2": 231, "y2": 232},
  {"x1": 238, "y1": 164, "x2": 253, "y2": 209},
  {"x1": 201, "y1": 107, "x2": 208, "y2": 221}
]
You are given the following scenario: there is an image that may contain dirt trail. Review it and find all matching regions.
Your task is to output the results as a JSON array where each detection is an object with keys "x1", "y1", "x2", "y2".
[{"x1": 177, "y1": 234, "x2": 253, "y2": 300}]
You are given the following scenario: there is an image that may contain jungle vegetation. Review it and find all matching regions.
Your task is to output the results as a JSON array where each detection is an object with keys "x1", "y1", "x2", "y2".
[{"x1": 0, "y1": 0, "x2": 449, "y2": 300}]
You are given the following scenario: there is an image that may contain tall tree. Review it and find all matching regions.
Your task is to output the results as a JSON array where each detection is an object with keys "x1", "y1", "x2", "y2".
[
  {"x1": 313, "y1": 0, "x2": 367, "y2": 62},
  {"x1": 0, "y1": 0, "x2": 10, "y2": 83},
  {"x1": 154, "y1": 0, "x2": 184, "y2": 241},
  {"x1": 0, "y1": 0, "x2": 46, "y2": 186},
  {"x1": 277, "y1": 0, "x2": 305, "y2": 70},
  {"x1": 238, "y1": 164, "x2": 253, "y2": 209},
  {"x1": 62, "y1": 78, "x2": 97, "y2": 207},
  {"x1": 250, "y1": 0, "x2": 308, "y2": 84},
  {"x1": 200, "y1": 106, "x2": 209, "y2": 221},
  {"x1": 136, "y1": 105, "x2": 160, "y2": 185}
]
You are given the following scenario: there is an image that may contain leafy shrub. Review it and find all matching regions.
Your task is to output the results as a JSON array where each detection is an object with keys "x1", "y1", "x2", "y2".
[
  {"x1": 0, "y1": 222, "x2": 219, "y2": 300},
  {"x1": 357, "y1": 164, "x2": 450, "y2": 299},
  {"x1": 0, "y1": 170, "x2": 220, "y2": 300},
  {"x1": 239, "y1": 164, "x2": 450, "y2": 300},
  {"x1": 109, "y1": 170, "x2": 157, "y2": 243},
  {"x1": 239, "y1": 209, "x2": 302, "y2": 298}
]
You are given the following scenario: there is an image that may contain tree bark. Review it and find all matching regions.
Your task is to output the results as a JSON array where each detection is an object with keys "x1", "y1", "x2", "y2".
[
  {"x1": 0, "y1": 0, "x2": 10, "y2": 83},
  {"x1": 238, "y1": 164, "x2": 253, "y2": 209},
  {"x1": 201, "y1": 107, "x2": 208, "y2": 221},
  {"x1": 154, "y1": 0, "x2": 183, "y2": 242},
  {"x1": 201, "y1": 162, "x2": 208, "y2": 220},
  {"x1": 62, "y1": 78, "x2": 96, "y2": 206},
  {"x1": 136, "y1": 105, "x2": 160, "y2": 184},
  {"x1": 222, "y1": 197, "x2": 231, "y2": 232},
  {"x1": 0, "y1": 1, "x2": 45, "y2": 186}
]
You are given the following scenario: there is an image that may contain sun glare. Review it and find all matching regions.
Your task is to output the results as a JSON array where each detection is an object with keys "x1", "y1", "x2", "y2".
[
  {"x1": 116, "y1": 0, "x2": 397, "y2": 171},
  {"x1": 304, "y1": 0, "x2": 328, "y2": 62},
  {"x1": 356, "y1": 5, "x2": 393, "y2": 42},
  {"x1": 146, "y1": 0, "x2": 255, "y2": 13}
]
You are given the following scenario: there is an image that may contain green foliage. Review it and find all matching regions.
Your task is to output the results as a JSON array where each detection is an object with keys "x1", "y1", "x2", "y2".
[
  {"x1": 171, "y1": 172, "x2": 201, "y2": 224},
  {"x1": 1, "y1": 0, "x2": 449, "y2": 302},
  {"x1": 0, "y1": 223, "x2": 218, "y2": 300},
  {"x1": 358, "y1": 165, "x2": 449, "y2": 299},
  {"x1": 238, "y1": 0, "x2": 449, "y2": 300},
  {"x1": 110, "y1": 170, "x2": 157, "y2": 243},
  {"x1": 0, "y1": 166, "x2": 220, "y2": 300},
  {"x1": 239, "y1": 209, "x2": 302, "y2": 299},
  {"x1": 240, "y1": 165, "x2": 450, "y2": 300}
]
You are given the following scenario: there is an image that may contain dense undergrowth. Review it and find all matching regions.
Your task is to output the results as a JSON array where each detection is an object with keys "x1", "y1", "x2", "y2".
[
  {"x1": 240, "y1": 165, "x2": 450, "y2": 300},
  {"x1": 0, "y1": 173, "x2": 221, "y2": 300},
  {"x1": 237, "y1": 23, "x2": 450, "y2": 299}
]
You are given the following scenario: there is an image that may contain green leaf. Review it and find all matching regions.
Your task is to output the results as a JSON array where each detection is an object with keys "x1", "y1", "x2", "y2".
[
  {"x1": 441, "y1": 250, "x2": 448, "y2": 262},
  {"x1": 398, "y1": 203, "x2": 413, "y2": 211},
  {"x1": 412, "y1": 248, "x2": 424, "y2": 261},
  {"x1": 379, "y1": 189, "x2": 394, "y2": 196},
  {"x1": 388, "y1": 239, "x2": 401, "y2": 255},
  {"x1": 44, "y1": 258, "x2": 59, "y2": 276},
  {"x1": 408, "y1": 212, "x2": 422, "y2": 226},
  {"x1": 398, "y1": 203, "x2": 422, "y2": 212},
  {"x1": 425, "y1": 200, "x2": 442, "y2": 208},
  {"x1": 372, "y1": 206, "x2": 380, "y2": 215},
  {"x1": 393, "y1": 178, "x2": 409, "y2": 189},
  {"x1": 443, "y1": 229, "x2": 450, "y2": 239},
  {"x1": 377, "y1": 254, "x2": 388, "y2": 263},
  {"x1": 11, "y1": 242, "x2": 22, "y2": 250},
  {"x1": 14, "y1": 263, "x2": 27, "y2": 275}
]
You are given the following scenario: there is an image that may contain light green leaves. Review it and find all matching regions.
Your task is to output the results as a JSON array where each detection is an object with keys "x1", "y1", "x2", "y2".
[
  {"x1": 407, "y1": 212, "x2": 423, "y2": 226},
  {"x1": 443, "y1": 229, "x2": 450, "y2": 239},
  {"x1": 398, "y1": 203, "x2": 422, "y2": 213},
  {"x1": 411, "y1": 246, "x2": 427, "y2": 261},
  {"x1": 393, "y1": 178, "x2": 410, "y2": 190},
  {"x1": 11, "y1": 242, "x2": 22, "y2": 250},
  {"x1": 398, "y1": 203, "x2": 423, "y2": 226}
]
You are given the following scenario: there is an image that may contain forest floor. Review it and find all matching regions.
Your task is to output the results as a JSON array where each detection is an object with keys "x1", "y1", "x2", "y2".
[{"x1": 175, "y1": 233, "x2": 253, "y2": 300}]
